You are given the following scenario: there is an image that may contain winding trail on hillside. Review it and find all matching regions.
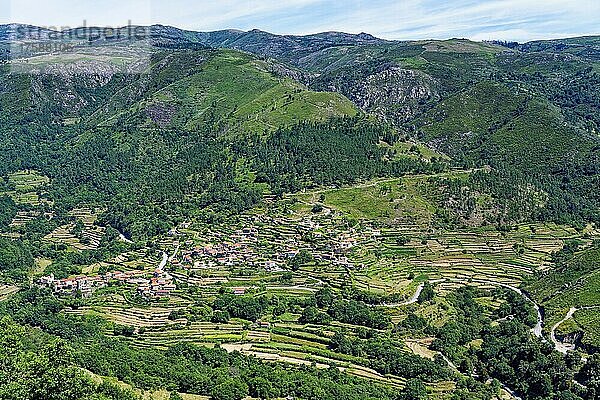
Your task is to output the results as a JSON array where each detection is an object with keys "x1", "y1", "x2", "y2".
[
  {"x1": 437, "y1": 278, "x2": 595, "y2": 397},
  {"x1": 266, "y1": 285, "x2": 319, "y2": 292},
  {"x1": 550, "y1": 305, "x2": 600, "y2": 354},
  {"x1": 157, "y1": 252, "x2": 168, "y2": 271},
  {"x1": 378, "y1": 279, "x2": 446, "y2": 308},
  {"x1": 377, "y1": 283, "x2": 424, "y2": 308},
  {"x1": 551, "y1": 308, "x2": 578, "y2": 354},
  {"x1": 155, "y1": 244, "x2": 180, "y2": 273},
  {"x1": 403, "y1": 283, "x2": 424, "y2": 305},
  {"x1": 118, "y1": 232, "x2": 133, "y2": 244},
  {"x1": 501, "y1": 385, "x2": 523, "y2": 400},
  {"x1": 447, "y1": 278, "x2": 544, "y2": 338}
]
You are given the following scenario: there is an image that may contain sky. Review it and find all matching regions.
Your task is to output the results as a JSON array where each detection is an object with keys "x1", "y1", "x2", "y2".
[{"x1": 0, "y1": 0, "x2": 599, "y2": 42}]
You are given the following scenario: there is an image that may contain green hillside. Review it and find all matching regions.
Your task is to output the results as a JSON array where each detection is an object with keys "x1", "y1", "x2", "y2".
[
  {"x1": 418, "y1": 81, "x2": 597, "y2": 173},
  {"x1": 99, "y1": 50, "x2": 357, "y2": 134},
  {"x1": 528, "y1": 245, "x2": 600, "y2": 349},
  {"x1": 416, "y1": 80, "x2": 600, "y2": 223}
]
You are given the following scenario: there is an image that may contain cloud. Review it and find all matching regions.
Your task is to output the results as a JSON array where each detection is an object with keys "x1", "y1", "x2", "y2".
[
  {"x1": 303, "y1": 0, "x2": 600, "y2": 41},
  {"x1": 150, "y1": 0, "x2": 326, "y2": 31},
  {"x1": 1, "y1": 0, "x2": 153, "y2": 28}
]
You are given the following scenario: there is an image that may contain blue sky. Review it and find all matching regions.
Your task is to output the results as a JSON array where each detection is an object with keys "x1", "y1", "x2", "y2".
[{"x1": 1, "y1": 0, "x2": 599, "y2": 42}]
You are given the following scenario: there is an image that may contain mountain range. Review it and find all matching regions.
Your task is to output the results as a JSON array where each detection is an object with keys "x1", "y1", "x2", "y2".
[{"x1": 1, "y1": 23, "x2": 598, "y2": 236}]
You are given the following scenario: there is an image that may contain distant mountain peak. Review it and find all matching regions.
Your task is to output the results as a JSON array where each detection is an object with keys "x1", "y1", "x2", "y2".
[{"x1": 357, "y1": 32, "x2": 378, "y2": 40}]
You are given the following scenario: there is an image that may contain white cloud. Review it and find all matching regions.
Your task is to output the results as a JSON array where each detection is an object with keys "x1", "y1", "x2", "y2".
[
  {"x1": 3, "y1": 0, "x2": 153, "y2": 28},
  {"x1": 151, "y1": 0, "x2": 325, "y2": 31}
]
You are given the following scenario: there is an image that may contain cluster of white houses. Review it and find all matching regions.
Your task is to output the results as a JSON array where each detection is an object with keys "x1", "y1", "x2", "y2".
[
  {"x1": 170, "y1": 226, "x2": 289, "y2": 270},
  {"x1": 37, "y1": 268, "x2": 177, "y2": 299}
]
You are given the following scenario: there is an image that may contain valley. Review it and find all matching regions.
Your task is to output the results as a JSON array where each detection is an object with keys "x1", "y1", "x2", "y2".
[
  {"x1": 0, "y1": 23, "x2": 599, "y2": 400},
  {"x1": 22, "y1": 169, "x2": 600, "y2": 399}
]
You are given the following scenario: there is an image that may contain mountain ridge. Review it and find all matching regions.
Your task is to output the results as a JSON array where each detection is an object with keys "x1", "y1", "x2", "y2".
[{"x1": 2, "y1": 22, "x2": 598, "y2": 49}]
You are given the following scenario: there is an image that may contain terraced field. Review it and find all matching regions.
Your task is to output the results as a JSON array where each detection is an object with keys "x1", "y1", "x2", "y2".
[
  {"x1": 0, "y1": 285, "x2": 18, "y2": 300},
  {"x1": 43, "y1": 208, "x2": 106, "y2": 251},
  {"x1": 24, "y1": 172, "x2": 597, "y2": 395},
  {"x1": 2, "y1": 170, "x2": 51, "y2": 205}
]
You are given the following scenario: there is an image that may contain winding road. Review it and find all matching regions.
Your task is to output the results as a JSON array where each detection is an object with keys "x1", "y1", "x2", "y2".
[
  {"x1": 379, "y1": 283, "x2": 424, "y2": 308},
  {"x1": 379, "y1": 279, "x2": 447, "y2": 308},
  {"x1": 447, "y1": 278, "x2": 544, "y2": 338},
  {"x1": 118, "y1": 232, "x2": 133, "y2": 244},
  {"x1": 157, "y1": 252, "x2": 168, "y2": 271},
  {"x1": 156, "y1": 244, "x2": 180, "y2": 272},
  {"x1": 550, "y1": 305, "x2": 600, "y2": 354},
  {"x1": 550, "y1": 308, "x2": 578, "y2": 354}
]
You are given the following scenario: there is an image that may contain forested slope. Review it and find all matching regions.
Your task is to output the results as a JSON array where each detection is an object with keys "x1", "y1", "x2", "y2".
[{"x1": 1, "y1": 26, "x2": 598, "y2": 233}]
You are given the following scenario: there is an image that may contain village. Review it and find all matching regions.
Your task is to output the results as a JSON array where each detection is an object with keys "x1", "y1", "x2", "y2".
[
  {"x1": 27, "y1": 194, "x2": 600, "y2": 400},
  {"x1": 37, "y1": 210, "x2": 377, "y2": 300},
  {"x1": 37, "y1": 267, "x2": 177, "y2": 299},
  {"x1": 168, "y1": 213, "x2": 375, "y2": 274}
]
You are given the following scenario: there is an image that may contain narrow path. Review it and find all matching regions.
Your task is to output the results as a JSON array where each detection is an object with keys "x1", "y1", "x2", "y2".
[
  {"x1": 157, "y1": 252, "x2": 168, "y2": 271},
  {"x1": 403, "y1": 283, "x2": 424, "y2": 305},
  {"x1": 550, "y1": 305, "x2": 600, "y2": 354},
  {"x1": 377, "y1": 279, "x2": 447, "y2": 308},
  {"x1": 118, "y1": 232, "x2": 133, "y2": 244},
  {"x1": 501, "y1": 384, "x2": 523, "y2": 400},
  {"x1": 155, "y1": 244, "x2": 180, "y2": 273},
  {"x1": 440, "y1": 353, "x2": 458, "y2": 371},
  {"x1": 550, "y1": 308, "x2": 578, "y2": 354},
  {"x1": 266, "y1": 285, "x2": 318, "y2": 292},
  {"x1": 379, "y1": 283, "x2": 424, "y2": 308}
]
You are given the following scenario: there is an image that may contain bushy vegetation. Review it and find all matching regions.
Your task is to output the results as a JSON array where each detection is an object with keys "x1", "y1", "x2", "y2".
[
  {"x1": 0, "y1": 288, "x2": 409, "y2": 400},
  {"x1": 431, "y1": 286, "x2": 594, "y2": 400},
  {"x1": 0, "y1": 237, "x2": 34, "y2": 281},
  {"x1": 329, "y1": 332, "x2": 449, "y2": 381},
  {"x1": 0, "y1": 317, "x2": 140, "y2": 400}
]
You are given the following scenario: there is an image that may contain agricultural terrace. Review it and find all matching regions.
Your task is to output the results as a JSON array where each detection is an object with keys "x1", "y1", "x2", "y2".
[
  {"x1": 43, "y1": 208, "x2": 107, "y2": 251},
  {"x1": 2, "y1": 170, "x2": 51, "y2": 205},
  {"x1": 21, "y1": 171, "x2": 596, "y2": 395}
]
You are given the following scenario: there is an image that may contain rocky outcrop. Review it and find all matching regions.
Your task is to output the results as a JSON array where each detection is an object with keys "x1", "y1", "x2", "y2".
[
  {"x1": 323, "y1": 66, "x2": 440, "y2": 124},
  {"x1": 353, "y1": 67, "x2": 439, "y2": 121}
]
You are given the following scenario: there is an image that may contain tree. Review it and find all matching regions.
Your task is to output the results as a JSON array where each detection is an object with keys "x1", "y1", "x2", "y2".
[
  {"x1": 210, "y1": 379, "x2": 248, "y2": 400},
  {"x1": 311, "y1": 204, "x2": 323, "y2": 213},
  {"x1": 398, "y1": 313, "x2": 427, "y2": 332},
  {"x1": 0, "y1": 238, "x2": 34, "y2": 281},
  {"x1": 249, "y1": 377, "x2": 273, "y2": 400},
  {"x1": 169, "y1": 392, "x2": 184, "y2": 400},
  {"x1": 0, "y1": 195, "x2": 16, "y2": 230},
  {"x1": 417, "y1": 283, "x2": 435, "y2": 304},
  {"x1": 314, "y1": 287, "x2": 335, "y2": 308},
  {"x1": 402, "y1": 379, "x2": 428, "y2": 400},
  {"x1": 211, "y1": 310, "x2": 230, "y2": 323},
  {"x1": 288, "y1": 249, "x2": 313, "y2": 271},
  {"x1": 299, "y1": 306, "x2": 331, "y2": 324},
  {"x1": 0, "y1": 317, "x2": 140, "y2": 400}
]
